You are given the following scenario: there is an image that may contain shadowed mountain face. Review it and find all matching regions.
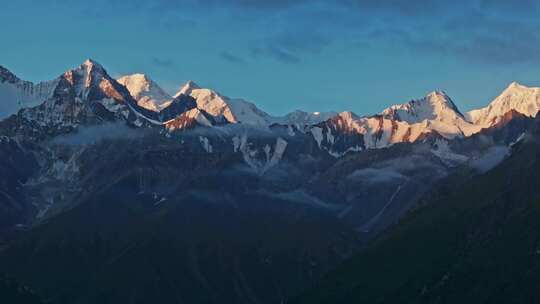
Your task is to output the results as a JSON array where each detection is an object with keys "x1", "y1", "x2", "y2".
[
  {"x1": 0, "y1": 137, "x2": 41, "y2": 246},
  {"x1": 0, "y1": 277, "x2": 45, "y2": 304},
  {"x1": 0, "y1": 118, "x2": 534, "y2": 304},
  {"x1": 0, "y1": 141, "x2": 360, "y2": 304},
  {"x1": 0, "y1": 132, "x2": 358, "y2": 304},
  {"x1": 294, "y1": 119, "x2": 540, "y2": 304}
]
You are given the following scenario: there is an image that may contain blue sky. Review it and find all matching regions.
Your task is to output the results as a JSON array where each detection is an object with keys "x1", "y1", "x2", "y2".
[{"x1": 1, "y1": 0, "x2": 540, "y2": 115}]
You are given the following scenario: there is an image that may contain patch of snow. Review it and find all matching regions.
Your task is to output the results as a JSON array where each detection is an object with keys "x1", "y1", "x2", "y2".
[
  {"x1": 431, "y1": 139, "x2": 469, "y2": 166},
  {"x1": 311, "y1": 127, "x2": 324, "y2": 147},
  {"x1": 287, "y1": 125, "x2": 296, "y2": 136},
  {"x1": 261, "y1": 189, "x2": 335, "y2": 209},
  {"x1": 348, "y1": 167, "x2": 406, "y2": 184},
  {"x1": 199, "y1": 136, "x2": 213, "y2": 153},
  {"x1": 101, "y1": 97, "x2": 126, "y2": 114},
  {"x1": 233, "y1": 135, "x2": 288, "y2": 175},
  {"x1": 470, "y1": 146, "x2": 510, "y2": 173},
  {"x1": 326, "y1": 128, "x2": 335, "y2": 144},
  {"x1": 359, "y1": 183, "x2": 404, "y2": 233},
  {"x1": 262, "y1": 137, "x2": 288, "y2": 173},
  {"x1": 0, "y1": 76, "x2": 59, "y2": 119},
  {"x1": 328, "y1": 145, "x2": 363, "y2": 158},
  {"x1": 510, "y1": 132, "x2": 527, "y2": 147}
]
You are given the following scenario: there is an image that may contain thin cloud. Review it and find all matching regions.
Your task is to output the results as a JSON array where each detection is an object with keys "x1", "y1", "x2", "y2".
[
  {"x1": 151, "y1": 58, "x2": 176, "y2": 69},
  {"x1": 251, "y1": 47, "x2": 301, "y2": 64},
  {"x1": 34, "y1": 0, "x2": 540, "y2": 66},
  {"x1": 219, "y1": 51, "x2": 245, "y2": 64}
]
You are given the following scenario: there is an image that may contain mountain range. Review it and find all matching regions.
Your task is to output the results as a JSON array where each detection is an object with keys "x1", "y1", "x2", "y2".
[
  {"x1": 3, "y1": 60, "x2": 539, "y2": 143},
  {"x1": 1, "y1": 59, "x2": 540, "y2": 303}
]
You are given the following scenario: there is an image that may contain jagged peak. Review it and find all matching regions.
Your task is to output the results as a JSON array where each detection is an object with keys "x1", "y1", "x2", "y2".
[
  {"x1": 426, "y1": 90, "x2": 461, "y2": 113},
  {"x1": 508, "y1": 81, "x2": 525, "y2": 89},
  {"x1": 81, "y1": 58, "x2": 104, "y2": 69},
  {"x1": 501, "y1": 81, "x2": 538, "y2": 94},
  {"x1": 86, "y1": 59, "x2": 105, "y2": 73},
  {"x1": 422, "y1": 90, "x2": 456, "y2": 106},
  {"x1": 509, "y1": 81, "x2": 520, "y2": 87},
  {"x1": 62, "y1": 59, "x2": 112, "y2": 87},
  {"x1": 387, "y1": 90, "x2": 456, "y2": 111},
  {"x1": 425, "y1": 90, "x2": 450, "y2": 100},
  {"x1": 64, "y1": 58, "x2": 108, "y2": 81},
  {"x1": 337, "y1": 111, "x2": 359, "y2": 121},
  {"x1": 381, "y1": 89, "x2": 464, "y2": 124},
  {"x1": 176, "y1": 80, "x2": 202, "y2": 97},
  {"x1": 490, "y1": 82, "x2": 540, "y2": 105},
  {"x1": 466, "y1": 81, "x2": 540, "y2": 126},
  {"x1": 184, "y1": 80, "x2": 200, "y2": 88}
]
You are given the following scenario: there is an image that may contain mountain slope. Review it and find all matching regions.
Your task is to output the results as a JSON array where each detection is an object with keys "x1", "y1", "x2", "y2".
[
  {"x1": 0, "y1": 65, "x2": 58, "y2": 120},
  {"x1": 295, "y1": 118, "x2": 540, "y2": 304},
  {"x1": 0, "y1": 134, "x2": 360, "y2": 304},
  {"x1": 0, "y1": 137, "x2": 40, "y2": 246}
]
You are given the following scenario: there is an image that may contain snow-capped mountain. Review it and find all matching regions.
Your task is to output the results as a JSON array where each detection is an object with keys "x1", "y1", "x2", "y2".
[
  {"x1": 174, "y1": 81, "x2": 236, "y2": 122},
  {"x1": 310, "y1": 110, "x2": 433, "y2": 155},
  {"x1": 311, "y1": 91, "x2": 486, "y2": 155},
  {"x1": 0, "y1": 60, "x2": 225, "y2": 139},
  {"x1": 0, "y1": 60, "x2": 168, "y2": 139},
  {"x1": 3, "y1": 59, "x2": 540, "y2": 304},
  {"x1": 2, "y1": 59, "x2": 540, "y2": 156},
  {"x1": 17, "y1": 59, "x2": 123, "y2": 128},
  {"x1": 117, "y1": 76, "x2": 340, "y2": 129},
  {"x1": 117, "y1": 74, "x2": 172, "y2": 112},
  {"x1": 173, "y1": 81, "x2": 272, "y2": 126},
  {"x1": 381, "y1": 91, "x2": 481, "y2": 137},
  {"x1": 467, "y1": 82, "x2": 540, "y2": 127},
  {"x1": 148, "y1": 81, "x2": 487, "y2": 154},
  {"x1": 170, "y1": 81, "x2": 336, "y2": 127},
  {"x1": 382, "y1": 91, "x2": 463, "y2": 123}
]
